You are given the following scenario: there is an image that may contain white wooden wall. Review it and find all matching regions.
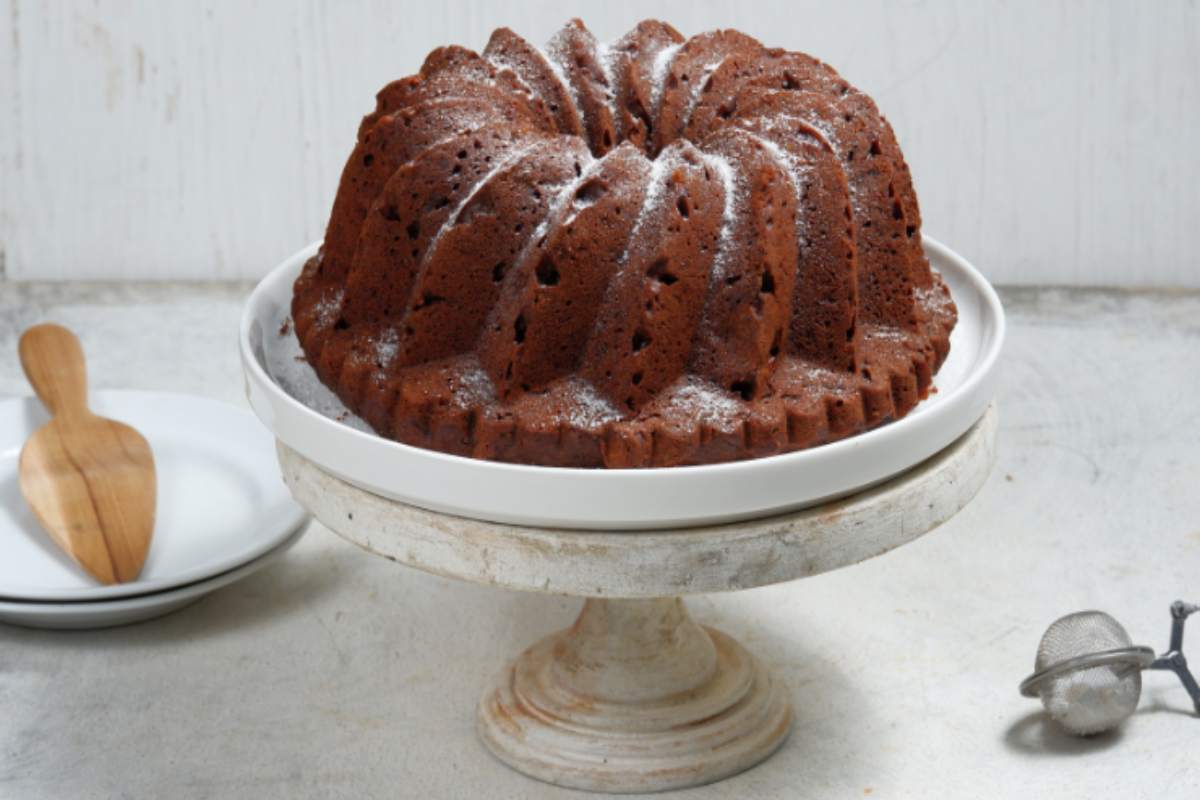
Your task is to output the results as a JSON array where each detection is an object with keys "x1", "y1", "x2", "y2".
[{"x1": 2, "y1": 0, "x2": 1198, "y2": 286}]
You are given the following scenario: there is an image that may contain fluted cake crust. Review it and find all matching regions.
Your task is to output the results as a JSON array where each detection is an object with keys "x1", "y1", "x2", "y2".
[{"x1": 293, "y1": 19, "x2": 956, "y2": 468}]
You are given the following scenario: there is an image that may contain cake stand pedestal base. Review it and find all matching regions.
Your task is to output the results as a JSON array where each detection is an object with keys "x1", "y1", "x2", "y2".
[
  {"x1": 477, "y1": 596, "x2": 791, "y2": 793},
  {"x1": 275, "y1": 407, "x2": 997, "y2": 795}
]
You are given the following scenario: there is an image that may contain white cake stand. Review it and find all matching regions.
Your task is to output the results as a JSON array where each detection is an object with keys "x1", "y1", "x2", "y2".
[
  {"x1": 275, "y1": 406, "x2": 996, "y2": 793},
  {"x1": 241, "y1": 235, "x2": 1003, "y2": 791}
]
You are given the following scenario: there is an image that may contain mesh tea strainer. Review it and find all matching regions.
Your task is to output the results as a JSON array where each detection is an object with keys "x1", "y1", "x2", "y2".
[{"x1": 1020, "y1": 601, "x2": 1200, "y2": 736}]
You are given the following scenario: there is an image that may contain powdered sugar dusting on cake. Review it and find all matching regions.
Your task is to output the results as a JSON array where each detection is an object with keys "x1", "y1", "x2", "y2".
[
  {"x1": 649, "y1": 43, "x2": 682, "y2": 115},
  {"x1": 504, "y1": 66, "x2": 543, "y2": 105},
  {"x1": 662, "y1": 376, "x2": 742, "y2": 430},
  {"x1": 578, "y1": 147, "x2": 674, "y2": 347},
  {"x1": 482, "y1": 47, "x2": 537, "y2": 102},
  {"x1": 450, "y1": 361, "x2": 497, "y2": 408},
  {"x1": 626, "y1": 147, "x2": 677, "y2": 249},
  {"x1": 861, "y1": 325, "x2": 913, "y2": 344},
  {"x1": 768, "y1": 113, "x2": 852, "y2": 207},
  {"x1": 682, "y1": 58, "x2": 728, "y2": 132},
  {"x1": 425, "y1": 139, "x2": 542, "y2": 255},
  {"x1": 776, "y1": 356, "x2": 839, "y2": 383},
  {"x1": 372, "y1": 326, "x2": 401, "y2": 367},
  {"x1": 264, "y1": 298, "x2": 372, "y2": 434},
  {"x1": 702, "y1": 152, "x2": 740, "y2": 281},
  {"x1": 540, "y1": 35, "x2": 584, "y2": 121},
  {"x1": 558, "y1": 377, "x2": 622, "y2": 429},
  {"x1": 516, "y1": 151, "x2": 599, "y2": 269},
  {"x1": 741, "y1": 130, "x2": 810, "y2": 242},
  {"x1": 788, "y1": 112, "x2": 839, "y2": 152},
  {"x1": 390, "y1": 138, "x2": 543, "y2": 335},
  {"x1": 915, "y1": 282, "x2": 952, "y2": 317},
  {"x1": 311, "y1": 287, "x2": 345, "y2": 329},
  {"x1": 594, "y1": 41, "x2": 620, "y2": 123},
  {"x1": 483, "y1": 49, "x2": 517, "y2": 77},
  {"x1": 420, "y1": 99, "x2": 512, "y2": 139},
  {"x1": 559, "y1": 148, "x2": 625, "y2": 228}
]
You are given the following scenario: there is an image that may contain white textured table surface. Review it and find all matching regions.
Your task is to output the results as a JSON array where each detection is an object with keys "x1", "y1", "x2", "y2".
[{"x1": 0, "y1": 283, "x2": 1197, "y2": 799}]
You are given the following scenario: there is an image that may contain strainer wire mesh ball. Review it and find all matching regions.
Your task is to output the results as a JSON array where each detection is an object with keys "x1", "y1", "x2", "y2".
[{"x1": 1021, "y1": 611, "x2": 1155, "y2": 736}]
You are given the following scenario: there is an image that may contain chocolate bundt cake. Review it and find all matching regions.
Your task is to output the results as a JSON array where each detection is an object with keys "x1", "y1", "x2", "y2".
[{"x1": 292, "y1": 19, "x2": 956, "y2": 468}]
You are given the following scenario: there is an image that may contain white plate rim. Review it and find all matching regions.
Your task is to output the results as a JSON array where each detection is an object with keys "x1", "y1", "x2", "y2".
[
  {"x1": 240, "y1": 236, "x2": 1005, "y2": 530},
  {"x1": 0, "y1": 523, "x2": 306, "y2": 624},
  {"x1": 0, "y1": 390, "x2": 311, "y2": 602}
]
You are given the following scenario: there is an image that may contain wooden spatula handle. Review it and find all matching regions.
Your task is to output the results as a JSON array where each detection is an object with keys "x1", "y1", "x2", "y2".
[{"x1": 19, "y1": 323, "x2": 89, "y2": 418}]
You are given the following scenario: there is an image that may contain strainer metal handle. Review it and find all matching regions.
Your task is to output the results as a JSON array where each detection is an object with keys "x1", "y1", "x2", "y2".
[
  {"x1": 1146, "y1": 601, "x2": 1200, "y2": 714},
  {"x1": 1019, "y1": 646, "x2": 1156, "y2": 698}
]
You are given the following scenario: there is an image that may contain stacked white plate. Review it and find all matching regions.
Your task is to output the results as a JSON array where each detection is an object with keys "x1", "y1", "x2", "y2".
[{"x1": 0, "y1": 391, "x2": 310, "y2": 629}]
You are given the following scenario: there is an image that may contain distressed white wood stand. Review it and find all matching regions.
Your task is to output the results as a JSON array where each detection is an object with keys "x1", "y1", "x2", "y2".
[{"x1": 277, "y1": 406, "x2": 997, "y2": 793}]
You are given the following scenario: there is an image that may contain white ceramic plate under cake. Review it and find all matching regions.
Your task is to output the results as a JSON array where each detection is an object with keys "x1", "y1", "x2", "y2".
[
  {"x1": 241, "y1": 237, "x2": 1004, "y2": 530},
  {"x1": 0, "y1": 524, "x2": 306, "y2": 630},
  {"x1": 0, "y1": 391, "x2": 310, "y2": 601}
]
